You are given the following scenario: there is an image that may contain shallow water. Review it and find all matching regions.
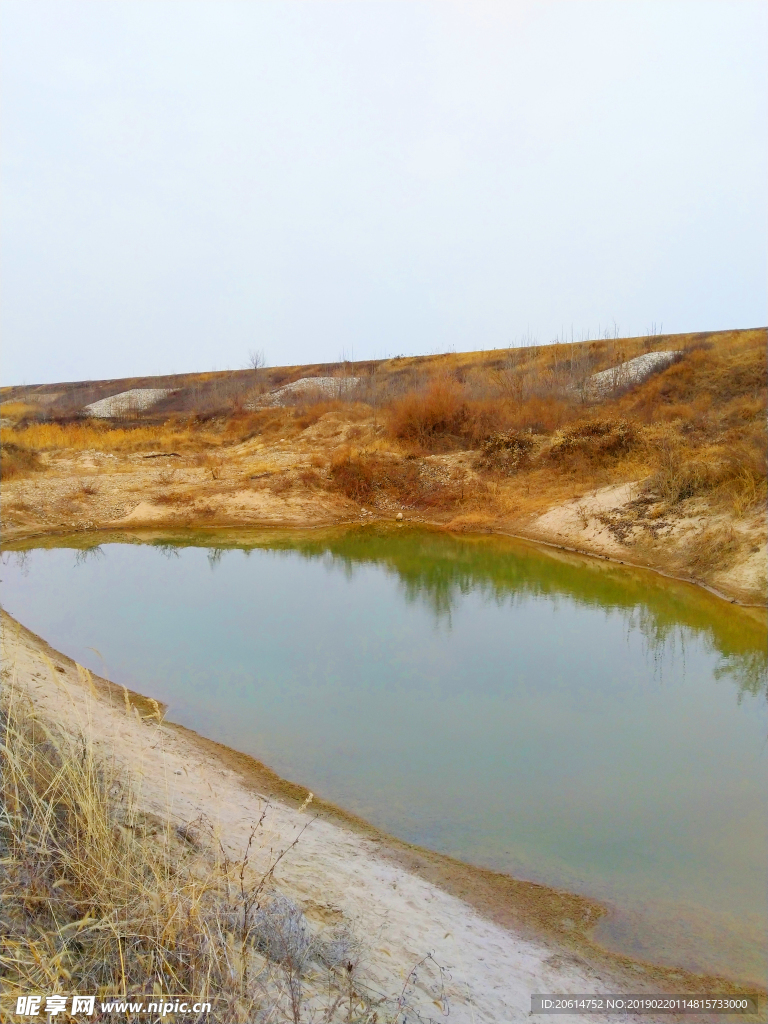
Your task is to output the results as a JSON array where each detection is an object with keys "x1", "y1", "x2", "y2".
[{"x1": 2, "y1": 527, "x2": 766, "y2": 982}]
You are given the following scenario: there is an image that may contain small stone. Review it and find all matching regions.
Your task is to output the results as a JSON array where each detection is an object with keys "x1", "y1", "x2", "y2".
[{"x1": 396, "y1": 512, "x2": 403, "y2": 521}]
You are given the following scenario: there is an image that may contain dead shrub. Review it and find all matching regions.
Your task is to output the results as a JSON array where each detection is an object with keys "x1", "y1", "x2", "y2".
[
  {"x1": 152, "y1": 490, "x2": 195, "y2": 506},
  {"x1": 328, "y1": 450, "x2": 465, "y2": 509},
  {"x1": 679, "y1": 524, "x2": 742, "y2": 576},
  {"x1": 645, "y1": 438, "x2": 767, "y2": 512},
  {"x1": 505, "y1": 395, "x2": 574, "y2": 434},
  {"x1": 547, "y1": 419, "x2": 639, "y2": 466},
  {"x1": 79, "y1": 477, "x2": 100, "y2": 496},
  {"x1": 473, "y1": 432, "x2": 534, "y2": 475},
  {"x1": 328, "y1": 451, "x2": 382, "y2": 502},
  {"x1": 266, "y1": 473, "x2": 293, "y2": 495},
  {"x1": 387, "y1": 379, "x2": 470, "y2": 448},
  {"x1": 385, "y1": 378, "x2": 519, "y2": 451},
  {"x1": 0, "y1": 442, "x2": 41, "y2": 480},
  {"x1": 297, "y1": 467, "x2": 322, "y2": 488}
]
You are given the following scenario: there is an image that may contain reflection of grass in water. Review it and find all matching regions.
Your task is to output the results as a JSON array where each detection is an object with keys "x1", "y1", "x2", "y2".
[
  {"x1": 631, "y1": 604, "x2": 767, "y2": 702},
  {"x1": 74, "y1": 544, "x2": 105, "y2": 566},
  {"x1": 714, "y1": 650, "x2": 768, "y2": 702},
  {"x1": 6, "y1": 525, "x2": 767, "y2": 703},
  {"x1": 245, "y1": 527, "x2": 768, "y2": 704}
]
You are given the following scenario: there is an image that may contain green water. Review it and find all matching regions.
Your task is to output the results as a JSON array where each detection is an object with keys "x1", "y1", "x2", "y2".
[{"x1": 2, "y1": 526, "x2": 766, "y2": 983}]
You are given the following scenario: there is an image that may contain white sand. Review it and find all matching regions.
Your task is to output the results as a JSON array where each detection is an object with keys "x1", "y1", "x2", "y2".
[
  {"x1": 250, "y1": 376, "x2": 363, "y2": 408},
  {"x1": 581, "y1": 352, "x2": 680, "y2": 397},
  {"x1": 84, "y1": 389, "x2": 172, "y2": 418}
]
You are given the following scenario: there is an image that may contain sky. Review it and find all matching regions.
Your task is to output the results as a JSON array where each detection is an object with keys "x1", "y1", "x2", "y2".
[{"x1": 1, "y1": 1, "x2": 766, "y2": 386}]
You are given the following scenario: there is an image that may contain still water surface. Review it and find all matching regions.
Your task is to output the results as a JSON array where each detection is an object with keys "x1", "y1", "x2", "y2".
[{"x1": 2, "y1": 527, "x2": 766, "y2": 982}]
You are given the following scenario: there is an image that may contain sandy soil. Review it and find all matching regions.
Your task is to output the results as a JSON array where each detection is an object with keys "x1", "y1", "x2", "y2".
[
  {"x1": 5, "y1": 610, "x2": 751, "y2": 1023},
  {"x1": 525, "y1": 482, "x2": 767, "y2": 606}
]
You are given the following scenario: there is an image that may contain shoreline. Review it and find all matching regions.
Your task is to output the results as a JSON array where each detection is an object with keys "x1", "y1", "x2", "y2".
[
  {"x1": 3, "y1": 508, "x2": 766, "y2": 612},
  {"x1": 2, "y1": 606, "x2": 765, "y2": 1013}
]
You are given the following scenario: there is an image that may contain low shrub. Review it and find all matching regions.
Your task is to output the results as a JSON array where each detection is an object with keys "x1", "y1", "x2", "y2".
[
  {"x1": 679, "y1": 524, "x2": 742, "y2": 576},
  {"x1": 0, "y1": 442, "x2": 42, "y2": 480},
  {"x1": 473, "y1": 432, "x2": 535, "y2": 475},
  {"x1": 328, "y1": 451, "x2": 466, "y2": 509},
  {"x1": 645, "y1": 438, "x2": 767, "y2": 512},
  {"x1": 547, "y1": 419, "x2": 639, "y2": 465}
]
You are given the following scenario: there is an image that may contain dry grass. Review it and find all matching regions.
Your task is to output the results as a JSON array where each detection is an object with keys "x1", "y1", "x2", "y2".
[
  {"x1": 0, "y1": 678, "x2": 424, "y2": 1022},
  {"x1": 0, "y1": 401, "x2": 39, "y2": 422},
  {"x1": 684, "y1": 524, "x2": 743, "y2": 576},
  {"x1": 643, "y1": 436, "x2": 766, "y2": 515},
  {"x1": 1, "y1": 442, "x2": 42, "y2": 481},
  {"x1": 546, "y1": 419, "x2": 640, "y2": 467},
  {"x1": 2, "y1": 327, "x2": 765, "y2": 540},
  {"x1": 328, "y1": 449, "x2": 472, "y2": 511}
]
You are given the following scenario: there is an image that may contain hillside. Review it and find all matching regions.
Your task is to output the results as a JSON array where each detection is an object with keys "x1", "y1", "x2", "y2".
[{"x1": 2, "y1": 327, "x2": 766, "y2": 603}]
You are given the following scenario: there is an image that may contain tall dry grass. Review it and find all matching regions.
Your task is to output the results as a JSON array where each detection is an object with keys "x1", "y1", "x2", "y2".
[
  {"x1": 0, "y1": 677, "x2": 421, "y2": 1022},
  {"x1": 3, "y1": 421, "x2": 195, "y2": 454}
]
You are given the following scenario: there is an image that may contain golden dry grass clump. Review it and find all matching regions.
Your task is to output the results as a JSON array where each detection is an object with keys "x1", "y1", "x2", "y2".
[{"x1": 0, "y1": 441, "x2": 42, "y2": 481}]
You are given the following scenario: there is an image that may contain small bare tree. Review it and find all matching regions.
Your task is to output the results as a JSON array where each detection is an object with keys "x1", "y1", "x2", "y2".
[{"x1": 247, "y1": 348, "x2": 266, "y2": 371}]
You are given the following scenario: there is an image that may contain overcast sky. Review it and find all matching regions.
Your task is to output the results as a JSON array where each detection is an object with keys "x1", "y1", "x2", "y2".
[{"x1": 2, "y1": 1, "x2": 766, "y2": 386}]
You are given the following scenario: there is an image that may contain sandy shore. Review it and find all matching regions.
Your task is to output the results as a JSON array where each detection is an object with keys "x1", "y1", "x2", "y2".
[{"x1": 4, "y1": 609, "x2": 759, "y2": 1023}]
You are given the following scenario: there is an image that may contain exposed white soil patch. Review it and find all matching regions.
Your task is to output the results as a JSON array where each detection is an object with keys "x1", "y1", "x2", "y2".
[
  {"x1": 84, "y1": 389, "x2": 174, "y2": 418},
  {"x1": 250, "y1": 377, "x2": 363, "y2": 408},
  {"x1": 582, "y1": 352, "x2": 681, "y2": 397}
]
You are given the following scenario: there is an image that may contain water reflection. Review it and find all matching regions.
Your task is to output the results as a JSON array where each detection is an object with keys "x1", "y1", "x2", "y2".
[
  {"x1": 5, "y1": 529, "x2": 765, "y2": 707},
  {"x1": 74, "y1": 545, "x2": 105, "y2": 566},
  {"x1": 159, "y1": 527, "x2": 766, "y2": 705}
]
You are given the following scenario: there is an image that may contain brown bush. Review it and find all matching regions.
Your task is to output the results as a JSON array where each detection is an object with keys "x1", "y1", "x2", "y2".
[
  {"x1": 645, "y1": 437, "x2": 767, "y2": 511},
  {"x1": 0, "y1": 442, "x2": 41, "y2": 480},
  {"x1": 473, "y1": 432, "x2": 535, "y2": 475},
  {"x1": 152, "y1": 490, "x2": 196, "y2": 506},
  {"x1": 297, "y1": 467, "x2": 322, "y2": 488},
  {"x1": 385, "y1": 376, "x2": 524, "y2": 451},
  {"x1": 547, "y1": 419, "x2": 639, "y2": 465},
  {"x1": 328, "y1": 450, "x2": 466, "y2": 509},
  {"x1": 505, "y1": 395, "x2": 574, "y2": 434},
  {"x1": 387, "y1": 378, "x2": 470, "y2": 447},
  {"x1": 328, "y1": 451, "x2": 390, "y2": 502},
  {"x1": 266, "y1": 472, "x2": 293, "y2": 494}
]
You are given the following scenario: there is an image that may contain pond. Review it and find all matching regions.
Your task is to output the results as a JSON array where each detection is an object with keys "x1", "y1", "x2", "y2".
[{"x1": 1, "y1": 526, "x2": 766, "y2": 984}]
